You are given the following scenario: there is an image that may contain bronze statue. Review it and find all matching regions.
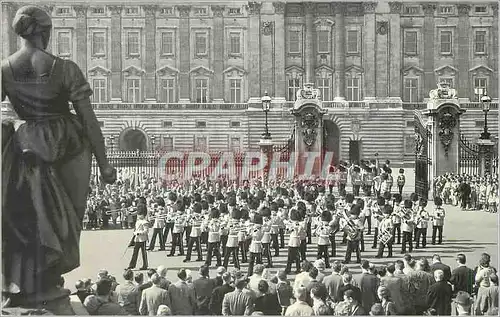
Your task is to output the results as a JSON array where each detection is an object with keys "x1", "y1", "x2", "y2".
[{"x1": 2, "y1": 6, "x2": 116, "y2": 314}]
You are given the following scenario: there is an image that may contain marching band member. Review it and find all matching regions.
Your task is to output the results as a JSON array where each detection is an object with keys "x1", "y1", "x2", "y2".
[
  {"x1": 238, "y1": 212, "x2": 249, "y2": 263},
  {"x1": 415, "y1": 198, "x2": 430, "y2": 249},
  {"x1": 127, "y1": 204, "x2": 149, "y2": 270},
  {"x1": 269, "y1": 203, "x2": 281, "y2": 256},
  {"x1": 147, "y1": 198, "x2": 167, "y2": 251},
  {"x1": 223, "y1": 209, "x2": 242, "y2": 269},
  {"x1": 205, "y1": 207, "x2": 222, "y2": 267},
  {"x1": 248, "y1": 214, "x2": 264, "y2": 276},
  {"x1": 316, "y1": 210, "x2": 332, "y2": 268},
  {"x1": 362, "y1": 164, "x2": 374, "y2": 196},
  {"x1": 362, "y1": 197, "x2": 372, "y2": 235},
  {"x1": 341, "y1": 194, "x2": 355, "y2": 244},
  {"x1": 183, "y1": 202, "x2": 203, "y2": 262},
  {"x1": 163, "y1": 192, "x2": 177, "y2": 243},
  {"x1": 375, "y1": 205, "x2": 394, "y2": 258},
  {"x1": 410, "y1": 193, "x2": 420, "y2": 241},
  {"x1": 182, "y1": 195, "x2": 193, "y2": 246},
  {"x1": 339, "y1": 205, "x2": 363, "y2": 264},
  {"x1": 327, "y1": 202, "x2": 339, "y2": 257},
  {"x1": 200, "y1": 200, "x2": 210, "y2": 247},
  {"x1": 278, "y1": 207, "x2": 286, "y2": 249},
  {"x1": 351, "y1": 165, "x2": 362, "y2": 197},
  {"x1": 219, "y1": 208, "x2": 230, "y2": 258},
  {"x1": 355, "y1": 198, "x2": 366, "y2": 252},
  {"x1": 401, "y1": 200, "x2": 414, "y2": 254},
  {"x1": 168, "y1": 202, "x2": 186, "y2": 257},
  {"x1": 371, "y1": 197, "x2": 385, "y2": 249},
  {"x1": 285, "y1": 209, "x2": 306, "y2": 274},
  {"x1": 431, "y1": 197, "x2": 445, "y2": 245},
  {"x1": 392, "y1": 194, "x2": 403, "y2": 245},
  {"x1": 260, "y1": 208, "x2": 273, "y2": 268}
]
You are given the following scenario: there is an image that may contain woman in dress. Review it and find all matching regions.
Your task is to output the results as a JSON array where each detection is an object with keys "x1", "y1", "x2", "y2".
[{"x1": 2, "y1": 5, "x2": 116, "y2": 309}]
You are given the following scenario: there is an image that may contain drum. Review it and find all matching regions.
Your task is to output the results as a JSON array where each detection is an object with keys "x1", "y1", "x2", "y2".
[{"x1": 378, "y1": 228, "x2": 393, "y2": 245}]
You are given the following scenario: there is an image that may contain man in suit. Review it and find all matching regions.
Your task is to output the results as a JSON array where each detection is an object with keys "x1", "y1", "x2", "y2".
[
  {"x1": 430, "y1": 254, "x2": 452, "y2": 282},
  {"x1": 380, "y1": 264, "x2": 405, "y2": 314},
  {"x1": 322, "y1": 261, "x2": 344, "y2": 303},
  {"x1": 337, "y1": 272, "x2": 362, "y2": 304},
  {"x1": 127, "y1": 206, "x2": 149, "y2": 270},
  {"x1": 427, "y1": 270, "x2": 452, "y2": 315},
  {"x1": 222, "y1": 273, "x2": 254, "y2": 316},
  {"x1": 168, "y1": 269, "x2": 196, "y2": 315},
  {"x1": 193, "y1": 265, "x2": 216, "y2": 315},
  {"x1": 139, "y1": 273, "x2": 171, "y2": 316},
  {"x1": 450, "y1": 254, "x2": 474, "y2": 296},
  {"x1": 355, "y1": 261, "x2": 379, "y2": 313},
  {"x1": 115, "y1": 269, "x2": 140, "y2": 315},
  {"x1": 209, "y1": 272, "x2": 234, "y2": 315}
]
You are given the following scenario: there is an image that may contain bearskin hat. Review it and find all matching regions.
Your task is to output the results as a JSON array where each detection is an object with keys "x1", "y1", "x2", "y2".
[
  {"x1": 136, "y1": 203, "x2": 148, "y2": 216},
  {"x1": 326, "y1": 202, "x2": 335, "y2": 211},
  {"x1": 193, "y1": 192, "x2": 202, "y2": 202},
  {"x1": 318, "y1": 185, "x2": 325, "y2": 194},
  {"x1": 240, "y1": 191, "x2": 248, "y2": 200},
  {"x1": 338, "y1": 188, "x2": 347, "y2": 197},
  {"x1": 297, "y1": 201, "x2": 306, "y2": 212},
  {"x1": 216, "y1": 192, "x2": 225, "y2": 201},
  {"x1": 377, "y1": 197, "x2": 386, "y2": 206},
  {"x1": 253, "y1": 214, "x2": 263, "y2": 225},
  {"x1": 192, "y1": 202, "x2": 202, "y2": 214},
  {"x1": 183, "y1": 196, "x2": 191, "y2": 207},
  {"x1": 240, "y1": 207, "x2": 250, "y2": 220},
  {"x1": 206, "y1": 194, "x2": 215, "y2": 205},
  {"x1": 403, "y1": 200, "x2": 413, "y2": 209},
  {"x1": 231, "y1": 208, "x2": 241, "y2": 220},
  {"x1": 356, "y1": 198, "x2": 365, "y2": 210},
  {"x1": 257, "y1": 190, "x2": 265, "y2": 201},
  {"x1": 350, "y1": 205, "x2": 361, "y2": 217},
  {"x1": 353, "y1": 166, "x2": 361, "y2": 173},
  {"x1": 228, "y1": 196, "x2": 237, "y2": 207},
  {"x1": 393, "y1": 193, "x2": 402, "y2": 203},
  {"x1": 410, "y1": 192, "x2": 419, "y2": 202},
  {"x1": 259, "y1": 207, "x2": 271, "y2": 218},
  {"x1": 269, "y1": 202, "x2": 278, "y2": 212},
  {"x1": 276, "y1": 198, "x2": 284, "y2": 208},
  {"x1": 419, "y1": 198, "x2": 428, "y2": 207},
  {"x1": 321, "y1": 210, "x2": 332, "y2": 222},
  {"x1": 288, "y1": 189, "x2": 294, "y2": 198},
  {"x1": 201, "y1": 200, "x2": 209, "y2": 210},
  {"x1": 434, "y1": 197, "x2": 443, "y2": 206},
  {"x1": 250, "y1": 199, "x2": 260, "y2": 210},
  {"x1": 219, "y1": 202, "x2": 228, "y2": 214},
  {"x1": 289, "y1": 208, "x2": 301, "y2": 221},
  {"x1": 383, "y1": 204, "x2": 393, "y2": 215},
  {"x1": 210, "y1": 207, "x2": 220, "y2": 219},
  {"x1": 345, "y1": 193, "x2": 355, "y2": 204}
]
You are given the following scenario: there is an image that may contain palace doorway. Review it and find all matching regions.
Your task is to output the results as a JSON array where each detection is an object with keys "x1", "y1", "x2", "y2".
[
  {"x1": 120, "y1": 128, "x2": 148, "y2": 151},
  {"x1": 323, "y1": 120, "x2": 341, "y2": 165}
]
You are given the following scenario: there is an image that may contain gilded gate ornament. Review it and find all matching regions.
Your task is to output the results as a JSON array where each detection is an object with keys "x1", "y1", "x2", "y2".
[
  {"x1": 301, "y1": 111, "x2": 319, "y2": 147},
  {"x1": 438, "y1": 111, "x2": 457, "y2": 157}
]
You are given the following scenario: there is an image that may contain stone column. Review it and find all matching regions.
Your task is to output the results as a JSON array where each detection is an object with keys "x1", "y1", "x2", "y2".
[
  {"x1": 304, "y1": 3, "x2": 315, "y2": 84},
  {"x1": 74, "y1": 6, "x2": 88, "y2": 75},
  {"x1": 109, "y1": 6, "x2": 123, "y2": 101},
  {"x1": 333, "y1": 3, "x2": 345, "y2": 100},
  {"x1": 363, "y1": 2, "x2": 377, "y2": 98},
  {"x1": 247, "y1": 2, "x2": 262, "y2": 103},
  {"x1": 492, "y1": 4, "x2": 499, "y2": 98},
  {"x1": 273, "y1": 2, "x2": 286, "y2": 102},
  {"x1": 178, "y1": 5, "x2": 191, "y2": 102},
  {"x1": 211, "y1": 5, "x2": 225, "y2": 102},
  {"x1": 143, "y1": 5, "x2": 157, "y2": 102},
  {"x1": 422, "y1": 4, "x2": 436, "y2": 95},
  {"x1": 388, "y1": 2, "x2": 402, "y2": 99},
  {"x1": 457, "y1": 4, "x2": 471, "y2": 99}
]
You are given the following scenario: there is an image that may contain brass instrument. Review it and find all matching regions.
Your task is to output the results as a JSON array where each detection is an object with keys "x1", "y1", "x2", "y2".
[
  {"x1": 340, "y1": 209, "x2": 361, "y2": 241},
  {"x1": 378, "y1": 228, "x2": 393, "y2": 245}
]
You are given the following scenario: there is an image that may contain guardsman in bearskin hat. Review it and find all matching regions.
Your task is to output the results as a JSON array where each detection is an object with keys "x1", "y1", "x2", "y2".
[
  {"x1": 351, "y1": 164, "x2": 362, "y2": 197},
  {"x1": 260, "y1": 207, "x2": 273, "y2": 268},
  {"x1": 238, "y1": 209, "x2": 249, "y2": 263},
  {"x1": 375, "y1": 204, "x2": 394, "y2": 258},
  {"x1": 205, "y1": 207, "x2": 222, "y2": 267},
  {"x1": 339, "y1": 205, "x2": 363, "y2": 264},
  {"x1": 183, "y1": 195, "x2": 193, "y2": 246},
  {"x1": 219, "y1": 204, "x2": 230, "y2": 258},
  {"x1": 341, "y1": 193, "x2": 356, "y2": 244},
  {"x1": 223, "y1": 208, "x2": 242, "y2": 269},
  {"x1": 401, "y1": 199, "x2": 414, "y2": 254},
  {"x1": 362, "y1": 164, "x2": 374, "y2": 196},
  {"x1": 338, "y1": 162, "x2": 348, "y2": 193},
  {"x1": 296, "y1": 201, "x2": 308, "y2": 261},
  {"x1": 127, "y1": 204, "x2": 149, "y2": 270},
  {"x1": 326, "y1": 201, "x2": 339, "y2": 257},
  {"x1": 431, "y1": 197, "x2": 445, "y2": 245},
  {"x1": 200, "y1": 199, "x2": 210, "y2": 246},
  {"x1": 247, "y1": 214, "x2": 264, "y2": 276},
  {"x1": 269, "y1": 202, "x2": 281, "y2": 257},
  {"x1": 163, "y1": 191, "x2": 177, "y2": 243},
  {"x1": 371, "y1": 196, "x2": 385, "y2": 249},
  {"x1": 183, "y1": 202, "x2": 203, "y2": 262},
  {"x1": 168, "y1": 200, "x2": 186, "y2": 257},
  {"x1": 392, "y1": 194, "x2": 403, "y2": 245},
  {"x1": 147, "y1": 197, "x2": 167, "y2": 251},
  {"x1": 415, "y1": 198, "x2": 430, "y2": 249},
  {"x1": 285, "y1": 208, "x2": 306, "y2": 274},
  {"x1": 316, "y1": 209, "x2": 333, "y2": 268},
  {"x1": 355, "y1": 198, "x2": 366, "y2": 252}
]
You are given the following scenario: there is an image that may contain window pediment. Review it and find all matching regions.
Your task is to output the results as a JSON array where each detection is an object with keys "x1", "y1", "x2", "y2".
[
  {"x1": 315, "y1": 65, "x2": 334, "y2": 78},
  {"x1": 434, "y1": 65, "x2": 458, "y2": 76},
  {"x1": 345, "y1": 64, "x2": 363, "y2": 75},
  {"x1": 402, "y1": 65, "x2": 424, "y2": 76},
  {"x1": 469, "y1": 64, "x2": 494, "y2": 75},
  {"x1": 223, "y1": 66, "x2": 246, "y2": 77},
  {"x1": 314, "y1": 18, "x2": 335, "y2": 29},
  {"x1": 88, "y1": 66, "x2": 111, "y2": 76},
  {"x1": 286, "y1": 66, "x2": 304, "y2": 80},
  {"x1": 156, "y1": 65, "x2": 179, "y2": 77},
  {"x1": 122, "y1": 65, "x2": 145, "y2": 76},
  {"x1": 190, "y1": 65, "x2": 214, "y2": 76}
]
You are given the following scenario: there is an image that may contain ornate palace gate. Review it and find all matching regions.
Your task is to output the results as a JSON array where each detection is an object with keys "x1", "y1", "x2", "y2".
[
  {"x1": 458, "y1": 134, "x2": 480, "y2": 175},
  {"x1": 414, "y1": 110, "x2": 432, "y2": 199}
]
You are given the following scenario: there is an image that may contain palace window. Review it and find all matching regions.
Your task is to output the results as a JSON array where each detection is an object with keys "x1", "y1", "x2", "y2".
[
  {"x1": 403, "y1": 6, "x2": 420, "y2": 15},
  {"x1": 228, "y1": 8, "x2": 241, "y2": 15},
  {"x1": 229, "y1": 32, "x2": 241, "y2": 55},
  {"x1": 287, "y1": 78, "x2": 301, "y2": 101},
  {"x1": 57, "y1": 31, "x2": 71, "y2": 57},
  {"x1": 229, "y1": 79, "x2": 242, "y2": 103},
  {"x1": 474, "y1": 5, "x2": 487, "y2": 13},
  {"x1": 288, "y1": 30, "x2": 301, "y2": 54},
  {"x1": 317, "y1": 78, "x2": 331, "y2": 101},
  {"x1": 126, "y1": 79, "x2": 141, "y2": 103},
  {"x1": 194, "y1": 7, "x2": 208, "y2": 15},
  {"x1": 127, "y1": 31, "x2": 140, "y2": 57},
  {"x1": 56, "y1": 7, "x2": 71, "y2": 15},
  {"x1": 195, "y1": 32, "x2": 208, "y2": 56},
  {"x1": 474, "y1": 77, "x2": 488, "y2": 101},
  {"x1": 92, "y1": 31, "x2": 106, "y2": 57},
  {"x1": 474, "y1": 30, "x2": 487, "y2": 54},
  {"x1": 163, "y1": 121, "x2": 173, "y2": 128},
  {"x1": 161, "y1": 31, "x2": 174, "y2": 55},
  {"x1": 404, "y1": 31, "x2": 417, "y2": 55},
  {"x1": 195, "y1": 136, "x2": 207, "y2": 151},
  {"x1": 194, "y1": 78, "x2": 209, "y2": 103},
  {"x1": 160, "y1": 7, "x2": 173, "y2": 15},
  {"x1": 230, "y1": 137, "x2": 241, "y2": 152},
  {"x1": 317, "y1": 30, "x2": 330, "y2": 53},
  {"x1": 403, "y1": 77, "x2": 419, "y2": 102},
  {"x1": 92, "y1": 79, "x2": 107, "y2": 103},
  {"x1": 125, "y1": 7, "x2": 139, "y2": 15},
  {"x1": 163, "y1": 136, "x2": 174, "y2": 151},
  {"x1": 160, "y1": 78, "x2": 176, "y2": 103},
  {"x1": 440, "y1": 30, "x2": 453, "y2": 55},
  {"x1": 346, "y1": 77, "x2": 360, "y2": 101},
  {"x1": 439, "y1": 6, "x2": 454, "y2": 14},
  {"x1": 346, "y1": 30, "x2": 359, "y2": 53},
  {"x1": 91, "y1": 7, "x2": 105, "y2": 15}
]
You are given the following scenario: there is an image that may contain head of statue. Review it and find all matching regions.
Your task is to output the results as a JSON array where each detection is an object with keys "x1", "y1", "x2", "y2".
[{"x1": 12, "y1": 6, "x2": 52, "y2": 50}]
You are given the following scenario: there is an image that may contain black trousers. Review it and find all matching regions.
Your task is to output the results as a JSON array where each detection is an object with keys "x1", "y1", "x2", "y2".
[
  {"x1": 221, "y1": 235, "x2": 228, "y2": 257},
  {"x1": 285, "y1": 247, "x2": 301, "y2": 273},
  {"x1": 262, "y1": 243, "x2": 273, "y2": 267},
  {"x1": 271, "y1": 234, "x2": 279, "y2": 256},
  {"x1": 239, "y1": 241, "x2": 248, "y2": 263},
  {"x1": 306, "y1": 222, "x2": 312, "y2": 244},
  {"x1": 353, "y1": 184, "x2": 361, "y2": 196},
  {"x1": 364, "y1": 217, "x2": 372, "y2": 235},
  {"x1": 377, "y1": 241, "x2": 393, "y2": 258},
  {"x1": 372, "y1": 227, "x2": 379, "y2": 247},
  {"x1": 415, "y1": 228, "x2": 427, "y2": 248},
  {"x1": 360, "y1": 233, "x2": 365, "y2": 252},
  {"x1": 129, "y1": 241, "x2": 148, "y2": 269},
  {"x1": 401, "y1": 231, "x2": 413, "y2": 253},
  {"x1": 398, "y1": 185, "x2": 404, "y2": 195},
  {"x1": 185, "y1": 236, "x2": 202, "y2": 260},
  {"x1": 329, "y1": 235, "x2": 337, "y2": 257},
  {"x1": 317, "y1": 245, "x2": 330, "y2": 268},
  {"x1": 184, "y1": 226, "x2": 192, "y2": 245},
  {"x1": 205, "y1": 242, "x2": 222, "y2": 266},
  {"x1": 392, "y1": 224, "x2": 401, "y2": 244},
  {"x1": 279, "y1": 229, "x2": 285, "y2": 248},
  {"x1": 148, "y1": 228, "x2": 165, "y2": 250},
  {"x1": 432, "y1": 225, "x2": 443, "y2": 244},
  {"x1": 248, "y1": 252, "x2": 262, "y2": 276},
  {"x1": 300, "y1": 240, "x2": 307, "y2": 261},
  {"x1": 169, "y1": 232, "x2": 184, "y2": 255},
  {"x1": 223, "y1": 247, "x2": 240, "y2": 269},
  {"x1": 345, "y1": 240, "x2": 361, "y2": 263},
  {"x1": 163, "y1": 222, "x2": 174, "y2": 242}
]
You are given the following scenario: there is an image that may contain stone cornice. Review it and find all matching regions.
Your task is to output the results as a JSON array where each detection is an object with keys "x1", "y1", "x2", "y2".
[{"x1": 331, "y1": 3, "x2": 345, "y2": 15}]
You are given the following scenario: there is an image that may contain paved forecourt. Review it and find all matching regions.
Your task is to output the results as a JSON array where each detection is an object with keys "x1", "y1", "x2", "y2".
[{"x1": 65, "y1": 202, "x2": 498, "y2": 293}]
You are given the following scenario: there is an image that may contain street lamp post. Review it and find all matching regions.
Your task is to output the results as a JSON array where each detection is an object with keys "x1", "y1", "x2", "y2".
[
  {"x1": 260, "y1": 92, "x2": 273, "y2": 182},
  {"x1": 261, "y1": 91, "x2": 271, "y2": 139},
  {"x1": 480, "y1": 92, "x2": 492, "y2": 140}
]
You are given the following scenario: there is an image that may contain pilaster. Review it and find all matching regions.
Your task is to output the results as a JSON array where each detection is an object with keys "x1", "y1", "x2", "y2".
[
  {"x1": 388, "y1": 2, "x2": 402, "y2": 99},
  {"x1": 333, "y1": 3, "x2": 345, "y2": 100},
  {"x1": 143, "y1": 5, "x2": 157, "y2": 101},
  {"x1": 247, "y1": 1, "x2": 262, "y2": 101},
  {"x1": 491, "y1": 4, "x2": 498, "y2": 98},
  {"x1": 363, "y1": 2, "x2": 377, "y2": 98},
  {"x1": 74, "y1": 6, "x2": 88, "y2": 75},
  {"x1": 177, "y1": 5, "x2": 191, "y2": 102},
  {"x1": 109, "y1": 6, "x2": 123, "y2": 100},
  {"x1": 211, "y1": 5, "x2": 225, "y2": 101},
  {"x1": 273, "y1": 2, "x2": 286, "y2": 101},
  {"x1": 304, "y1": 2, "x2": 315, "y2": 83},
  {"x1": 422, "y1": 3, "x2": 436, "y2": 96},
  {"x1": 261, "y1": 21, "x2": 275, "y2": 96},
  {"x1": 457, "y1": 4, "x2": 471, "y2": 99}
]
